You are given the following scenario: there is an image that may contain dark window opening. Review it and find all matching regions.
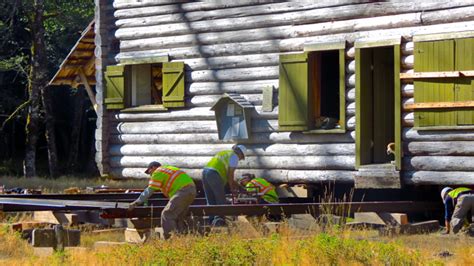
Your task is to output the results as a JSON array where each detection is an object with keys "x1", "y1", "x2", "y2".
[
  {"x1": 151, "y1": 64, "x2": 163, "y2": 105},
  {"x1": 311, "y1": 50, "x2": 340, "y2": 129}
]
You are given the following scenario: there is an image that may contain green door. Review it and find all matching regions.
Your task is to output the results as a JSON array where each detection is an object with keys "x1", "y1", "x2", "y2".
[{"x1": 356, "y1": 46, "x2": 396, "y2": 167}]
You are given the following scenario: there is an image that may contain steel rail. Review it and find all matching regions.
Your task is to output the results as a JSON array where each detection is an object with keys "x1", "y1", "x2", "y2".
[{"x1": 101, "y1": 201, "x2": 442, "y2": 219}]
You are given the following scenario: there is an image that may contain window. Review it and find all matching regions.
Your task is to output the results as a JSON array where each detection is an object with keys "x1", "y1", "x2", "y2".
[
  {"x1": 104, "y1": 61, "x2": 185, "y2": 110},
  {"x1": 414, "y1": 37, "x2": 474, "y2": 128},
  {"x1": 278, "y1": 44, "x2": 346, "y2": 132}
]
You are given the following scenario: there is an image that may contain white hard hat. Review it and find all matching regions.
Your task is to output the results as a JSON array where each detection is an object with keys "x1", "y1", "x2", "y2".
[
  {"x1": 235, "y1": 144, "x2": 247, "y2": 154},
  {"x1": 441, "y1": 187, "x2": 453, "y2": 201}
]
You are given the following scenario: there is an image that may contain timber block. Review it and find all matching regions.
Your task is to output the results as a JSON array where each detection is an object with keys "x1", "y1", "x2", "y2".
[
  {"x1": 379, "y1": 220, "x2": 440, "y2": 236},
  {"x1": 124, "y1": 228, "x2": 152, "y2": 243},
  {"x1": 93, "y1": 241, "x2": 128, "y2": 249},
  {"x1": 354, "y1": 166, "x2": 401, "y2": 189},
  {"x1": 31, "y1": 228, "x2": 81, "y2": 247},
  {"x1": 354, "y1": 212, "x2": 408, "y2": 226},
  {"x1": 127, "y1": 218, "x2": 161, "y2": 229},
  {"x1": 288, "y1": 214, "x2": 317, "y2": 231},
  {"x1": 33, "y1": 211, "x2": 79, "y2": 225},
  {"x1": 276, "y1": 185, "x2": 308, "y2": 198},
  {"x1": 345, "y1": 222, "x2": 386, "y2": 230}
]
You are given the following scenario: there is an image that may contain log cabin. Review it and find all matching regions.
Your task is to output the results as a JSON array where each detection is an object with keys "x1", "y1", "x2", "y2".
[{"x1": 49, "y1": 0, "x2": 474, "y2": 189}]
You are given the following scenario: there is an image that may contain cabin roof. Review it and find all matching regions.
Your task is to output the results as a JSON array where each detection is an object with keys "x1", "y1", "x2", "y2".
[
  {"x1": 48, "y1": 21, "x2": 95, "y2": 88},
  {"x1": 210, "y1": 93, "x2": 254, "y2": 111}
]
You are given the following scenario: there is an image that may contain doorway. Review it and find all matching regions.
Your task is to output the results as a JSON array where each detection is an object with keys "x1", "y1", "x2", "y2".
[{"x1": 356, "y1": 46, "x2": 396, "y2": 166}]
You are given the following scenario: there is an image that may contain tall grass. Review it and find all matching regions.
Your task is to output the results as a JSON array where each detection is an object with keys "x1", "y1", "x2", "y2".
[{"x1": 0, "y1": 225, "x2": 449, "y2": 265}]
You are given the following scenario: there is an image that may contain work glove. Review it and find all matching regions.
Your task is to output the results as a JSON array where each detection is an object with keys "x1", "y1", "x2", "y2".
[{"x1": 128, "y1": 200, "x2": 142, "y2": 211}]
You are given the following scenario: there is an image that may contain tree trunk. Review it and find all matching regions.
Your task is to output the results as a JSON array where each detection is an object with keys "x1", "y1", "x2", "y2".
[
  {"x1": 41, "y1": 86, "x2": 59, "y2": 177},
  {"x1": 67, "y1": 87, "x2": 85, "y2": 171},
  {"x1": 24, "y1": 0, "x2": 47, "y2": 178}
]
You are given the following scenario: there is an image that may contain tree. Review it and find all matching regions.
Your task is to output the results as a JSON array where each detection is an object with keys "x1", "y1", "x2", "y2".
[{"x1": 0, "y1": 0, "x2": 94, "y2": 177}]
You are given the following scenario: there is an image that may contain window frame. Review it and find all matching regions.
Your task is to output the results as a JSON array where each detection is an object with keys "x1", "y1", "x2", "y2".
[{"x1": 277, "y1": 41, "x2": 347, "y2": 134}]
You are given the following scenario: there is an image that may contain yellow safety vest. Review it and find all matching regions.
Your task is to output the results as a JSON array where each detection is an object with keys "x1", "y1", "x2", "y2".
[
  {"x1": 149, "y1": 165, "x2": 194, "y2": 198},
  {"x1": 205, "y1": 150, "x2": 235, "y2": 182}
]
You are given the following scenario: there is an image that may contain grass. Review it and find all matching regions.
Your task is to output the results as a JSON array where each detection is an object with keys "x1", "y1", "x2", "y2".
[{"x1": 1, "y1": 221, "x2": 473, "y2": 265}]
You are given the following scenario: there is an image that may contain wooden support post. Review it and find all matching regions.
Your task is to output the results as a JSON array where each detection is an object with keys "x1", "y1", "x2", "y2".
[
  {"x1": 78, "y1": 67, "x2": 97, "y2": 113},
  {"x1": 54, "y1": 224, "x2": 64, "y2": 251}
]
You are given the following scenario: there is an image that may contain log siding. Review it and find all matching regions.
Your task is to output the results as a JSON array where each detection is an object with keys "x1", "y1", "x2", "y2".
[{"x1": 96, "y1": 1, "x2": 474, "y2": 185}]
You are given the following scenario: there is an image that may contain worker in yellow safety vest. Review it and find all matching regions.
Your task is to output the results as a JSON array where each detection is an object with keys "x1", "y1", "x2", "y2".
[
  {"x1": 440, "y1": 186, "x2": 474, "y2": 234},
  {"x1": 129, "y1": 161, "x2": 196, "y2": 239},
  {"x1": 239, "y1": 173, "x2": 279, "y2": 204},
  {"x1": 202, "y1": 144, "x2": 246, "y2": 226}
]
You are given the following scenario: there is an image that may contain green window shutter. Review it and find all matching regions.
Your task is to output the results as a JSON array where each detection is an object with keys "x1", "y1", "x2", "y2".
[
  {"x1": 104, "y1": 65, "x2": 128, "y2": 110},
  {"x1": 278, "y1": 53, "x2": 311, "y2": 131},
  {"x1": 162, "y1": 62, "x2": 185, "y2": 108},
  {"x1": 414, "y1": 40, "x2": 455, "y2": 127},
  {"x1": 455, "y1": 38, "x2": 474, "y2": 125}
]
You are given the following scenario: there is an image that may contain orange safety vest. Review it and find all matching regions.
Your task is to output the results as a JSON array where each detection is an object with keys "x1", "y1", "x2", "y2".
[{"x1": 149, "y1": 166, "x2": 193, "y2": 198}]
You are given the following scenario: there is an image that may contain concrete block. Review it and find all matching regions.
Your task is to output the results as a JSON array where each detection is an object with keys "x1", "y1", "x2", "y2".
[
  {"x1": 289, "y1": 214, "x2": 317, "y2": 231},
  {"x1": 354, "y1": 212, "x2": 408, "y2": 226},
  {"x1": 230, "y1": 216, "x2": 260, "y2": 238},
  {"x1": 93, "y1": 241, "x2": 127, "y2": 249},
  {"x1": 317, "y1": 214, "x2": 342, "y2": 225},
  {"x1": 31, "y1": 228, "x2": 81, "y2": 247},
  {"x1": 124, "y1": 228, "x2": 152, "y2": 243},
  {"x1": 33, "y1": 247, "x2": 54, "y2": 257},
  {"x1": 379, "y1": 220, "x2": 440, "y2": 236},
  {"x1": 263, "y1": 222, "x2": 282, "y2": 235}
]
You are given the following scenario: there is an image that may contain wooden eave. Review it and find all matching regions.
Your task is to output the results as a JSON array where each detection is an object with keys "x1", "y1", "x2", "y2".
[
  {"x1": 211, "y1": 93, "x2": 254, "y2": 111},
  {"x1": 48, "y1": 21, "x2": 96, "y2": 88}
]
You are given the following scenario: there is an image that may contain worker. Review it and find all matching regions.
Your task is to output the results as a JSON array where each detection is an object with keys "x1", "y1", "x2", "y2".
[
  {"x1": 129, "y1": 161, "x2": 196, "y2": 239},
  {"x1": 440, "y1": 186, "x2": 474, "y2": 234},
  {"x1": 239, "y1": 173, "x2": 279, "y2": 204},
  {"x1": 202, "y1": 144, "x2": 246, "y2": 226}
]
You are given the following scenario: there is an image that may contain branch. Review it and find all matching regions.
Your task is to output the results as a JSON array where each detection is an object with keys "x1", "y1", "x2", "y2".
[{"x1": 1, "y1": 99, "x2": 31, "y2": 131}]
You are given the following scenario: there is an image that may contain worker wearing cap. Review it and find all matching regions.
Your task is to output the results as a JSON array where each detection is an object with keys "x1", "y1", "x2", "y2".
[
  {"x1": 239, "y1": 173, "x2": 279, "y2": 204},
  {"x1": 129, "y1": 161, "x2": 196, "y2": 239},
  {"x1": 440, "y1": 186, "x2": 474, "y2": 234},
  {"x1": 202, "y1": 144, "x2": 246, "y2": 225}
]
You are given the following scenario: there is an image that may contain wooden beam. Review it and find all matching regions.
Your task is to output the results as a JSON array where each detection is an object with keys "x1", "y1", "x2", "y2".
[
  {"x1": 399, "y1": 71, "x2": 460, "y2": 79},
  {"x1": 77, "y1": 68, "x2": 97, "y2": 113},
  {"x1": 460, "y1": 70, "x2": 474, "y2": 77},
  {"x1": 405, "y1": 101, "x2": 474, "y2": 110}
]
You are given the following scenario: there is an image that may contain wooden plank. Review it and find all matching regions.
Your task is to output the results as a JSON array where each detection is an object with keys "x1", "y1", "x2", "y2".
[
  {"x1": 460, "y1": 70, "x2": 474, "y2": 76},
  {"x1": 78, "y1": 68, "x2": 97, "y2": 113},
  {"x1": 405, "y1": 101, "x2": 474, "y2": 110},
  {"x1": 394, "y1": 44, "x2": 402, "y2": 170},
  {"x1": 400, "y1": 71, "x2": 460, "y2": 79},
  {"x1": 455, "y1": 37, "x2": 474, "y2": 125}
]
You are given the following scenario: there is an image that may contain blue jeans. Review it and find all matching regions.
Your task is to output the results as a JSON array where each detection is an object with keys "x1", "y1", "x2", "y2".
[{"x1": 202, "y1": 168, "x2": 226, "y2": 224}]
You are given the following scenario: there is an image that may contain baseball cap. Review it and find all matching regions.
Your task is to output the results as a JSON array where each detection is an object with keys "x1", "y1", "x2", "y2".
[{"x1": 145, "y1": 161, "x2": 161, "y2": 174}]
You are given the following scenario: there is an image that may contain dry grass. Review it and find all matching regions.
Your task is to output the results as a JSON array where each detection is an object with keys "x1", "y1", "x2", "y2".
[
  {"x1": 0, "y1": 175, "x2": 147, "y2": 193},
  {"x1": 1, "y1": 223, "x2": 473, "y2": 265}
]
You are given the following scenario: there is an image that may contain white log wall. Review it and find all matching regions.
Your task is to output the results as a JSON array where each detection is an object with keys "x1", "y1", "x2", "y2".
[{"x1": 101, "y1": 1, "x2": 474, "y2": 185}]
